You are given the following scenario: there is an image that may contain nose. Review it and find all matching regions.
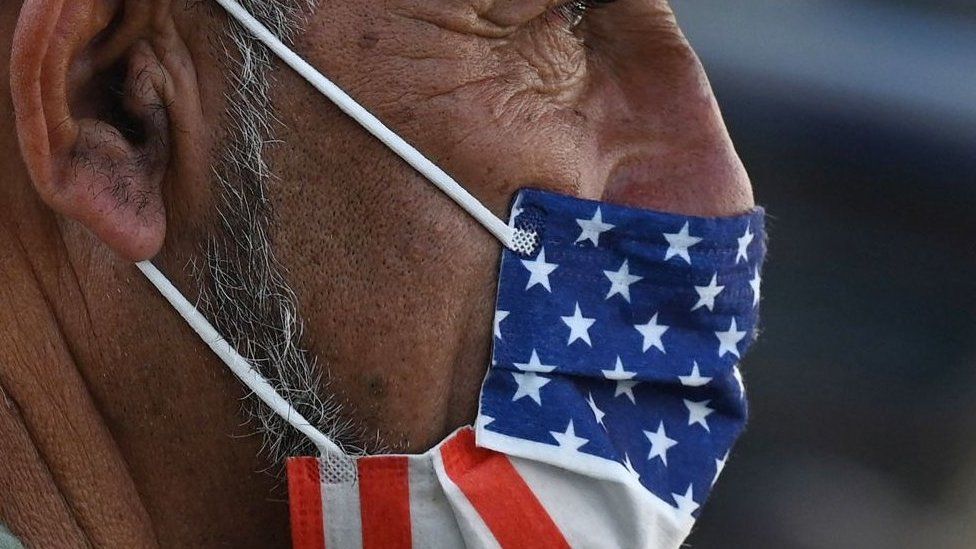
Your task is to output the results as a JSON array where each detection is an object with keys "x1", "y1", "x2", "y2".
[{"x1": 585, "y1": 8, "x2": 755, "y2": 217}]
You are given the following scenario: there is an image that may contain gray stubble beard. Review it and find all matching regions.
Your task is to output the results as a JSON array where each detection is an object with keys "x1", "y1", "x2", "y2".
[{"x1": 194, "y1": 0, "x2": 366, "y2": 465}]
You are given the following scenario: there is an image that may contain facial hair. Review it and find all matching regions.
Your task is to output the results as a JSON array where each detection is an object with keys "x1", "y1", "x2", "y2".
[{"x1": 194, "y1": 0, "x2": 369, "y2": 465}]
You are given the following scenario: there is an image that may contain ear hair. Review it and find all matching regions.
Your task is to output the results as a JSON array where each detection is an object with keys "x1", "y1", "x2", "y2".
[{"x1": 11, "y1": 0, "x2": 172, "y2": 260}]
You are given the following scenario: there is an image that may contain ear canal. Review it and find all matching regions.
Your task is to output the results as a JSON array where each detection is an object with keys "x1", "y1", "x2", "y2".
[{"x1": 122, "y1": 41, "x2": 172, "y2": 173}]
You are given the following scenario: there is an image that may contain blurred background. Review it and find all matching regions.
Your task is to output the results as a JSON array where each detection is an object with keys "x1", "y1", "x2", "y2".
[{"x1": 672, "y1": 1, "x2": 976, "y2": 547}]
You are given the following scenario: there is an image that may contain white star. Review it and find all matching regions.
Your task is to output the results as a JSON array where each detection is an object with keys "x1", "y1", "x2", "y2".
[
  {"x1": 521, "y1": 247, "x2": 558, "y2": 292},
  {"x1": 678, "y1": 362, "x2": 712, "y2": 387},
  {"x1": 586, "y1": 393, "x2": 606, "y2": 427},
  {"x1": 733, "y1": 365, "x2": 746, "y2": 398},
  {"x1": 713, "y1": 451, "x2": 729, "y2": 486},
  {"x1": 493, "y1": 310, "x2": 509, "y2": 340},
  {"x1": 550, "y1": 421, "x2": 588, "y2": 452},
  {"x1": 750, "y1": 268, "x2": 762, "y2": 307},
  {"x1": 663, "y1": 222, "x2": 703, "y2": 264},
  {"x1": 575, "y1": 207, "x2": 615, "y2": 246},
  {"x1": 511, "y1": 350, "x2": 556, "y2": 404},
  {"x1": 737, "y1": 223, "x2": 755, "y2": 264},
  {"x1": 716, "y1": 318, "x2": 747, "y2": 358},
  {"x1": 515, "y1": 349, "x2": 557, "y2": 373},
  {"x1": 683, "y1": 399, "x2": 715, "y2": 431},
  {"x1": 644, "y1": 421, "x2": 678, "y2": 465},
  {"x1": 604, "y1": 260, "x2": 643, "y2": 302},
  {"x1": 602, "y1": 357, "x2": 639, "y2": 404},
  {"x1": 622, "y1": 454, "x2": 641, "y2": 481},
  {"x1": 671, "y1": 485, "x2": 700, "y2": 517},
  {"x1": 561, "y1": 302, "x2": 596, "y2": 346},
  {"x1": 692, "y1": 273, "x2": 725, "y2": 312},
  {"x1": 510, "y1": 372, "x2": 551, "y2": 405},
  {"x1": 635, "y1": 313, "x2": 669, "y2": 353}
]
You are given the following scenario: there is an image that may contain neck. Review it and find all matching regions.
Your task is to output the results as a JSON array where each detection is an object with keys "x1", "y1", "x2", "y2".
[
  {"x1": 0, "y1": 211, "x2": 158, "y2": 545},
  {"x1": 0, "y1": 197, "x2": 291, "y2": 546}
]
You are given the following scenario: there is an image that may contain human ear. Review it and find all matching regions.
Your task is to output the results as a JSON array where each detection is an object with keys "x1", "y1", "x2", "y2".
[{"x1": 11, "y1": 0, "x2": 176, "y2": 261}]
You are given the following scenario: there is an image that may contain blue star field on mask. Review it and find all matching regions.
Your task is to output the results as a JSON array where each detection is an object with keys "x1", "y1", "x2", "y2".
[{"x1": 478, "y1": 188, "x2": 766, "y2": 518}]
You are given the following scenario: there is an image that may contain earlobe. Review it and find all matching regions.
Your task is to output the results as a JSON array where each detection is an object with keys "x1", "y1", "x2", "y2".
[{"x1": 11, "y1": 0, "x2": 172, "y2": 261}]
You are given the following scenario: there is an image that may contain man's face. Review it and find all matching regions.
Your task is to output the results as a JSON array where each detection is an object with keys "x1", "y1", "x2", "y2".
[
  {"x1": 239, "y1": 0, "x2": 753, "y2": 451},
  {"x1": 4, "y1": 0, "x2": 753, "y2": 457},
  {"x1": 0, "y1": 1, "x2": 754, "y2": 544}
]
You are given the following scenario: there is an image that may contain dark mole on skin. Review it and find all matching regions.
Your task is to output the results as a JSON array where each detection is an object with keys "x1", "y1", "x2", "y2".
[
  {"x1": 359, "y1": 32, "x2": 380, "y2": 49},
  {"x1": 367, "y1": 374, "x2": 387, "y2": 398}
]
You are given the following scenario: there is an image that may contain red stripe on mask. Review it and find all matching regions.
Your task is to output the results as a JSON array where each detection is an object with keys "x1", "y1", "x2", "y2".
[
  {"x1": 358, "y1": 456, "x2": 412, "y2": 548},
  {"x1": 440, "y1": 429, "x2": 570, "y2": 549},
  {"x1": 287, "y1": 457, "x2": 327, "y2": 549}
]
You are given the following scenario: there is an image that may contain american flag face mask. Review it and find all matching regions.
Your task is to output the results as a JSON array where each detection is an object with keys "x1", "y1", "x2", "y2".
[
  {"x1": 136, "y1": 2, "x2": 768, "y2": 548},
  {"x1": 286, "y1": 190, "x2": 765, "y2": 549}
]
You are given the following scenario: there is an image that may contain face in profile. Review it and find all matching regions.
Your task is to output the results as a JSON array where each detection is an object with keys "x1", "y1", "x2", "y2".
[
  {"x1": 236, "y1": 0, "x2": 755, "y2": 452},
  {"x1": 1, "y1": 0, "x2": 755, "y2": 546}
]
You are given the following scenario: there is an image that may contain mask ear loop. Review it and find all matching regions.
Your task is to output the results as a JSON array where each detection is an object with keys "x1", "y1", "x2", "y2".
[
  {"x1": 214, "y1": 0, "x2": 525, "y2": 252},
  {"x1": 136, "y1": 261, "x2": 344, "y2": 457}
]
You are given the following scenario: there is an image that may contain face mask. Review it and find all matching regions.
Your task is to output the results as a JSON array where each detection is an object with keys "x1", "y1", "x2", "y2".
[{"x1": 138, "y1": 1, "x2": 768, "y2": 547}]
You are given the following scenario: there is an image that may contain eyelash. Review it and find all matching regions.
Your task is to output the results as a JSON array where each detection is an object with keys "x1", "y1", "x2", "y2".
[{"x1": 556, "y1": 0, "x2": 617, "y2": 28}]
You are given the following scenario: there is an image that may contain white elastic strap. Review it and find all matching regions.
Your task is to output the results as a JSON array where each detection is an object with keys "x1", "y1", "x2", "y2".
[
  {"x1": 136, "y1": 261, "x2": 344, "y2": 457},
  {"x1": 214, "y1": 0, "x2": 518, "y2": 251}
]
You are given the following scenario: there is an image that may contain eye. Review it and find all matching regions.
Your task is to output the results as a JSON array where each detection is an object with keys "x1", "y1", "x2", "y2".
[{"x1": 555, "y1": 0, "x2": 618, "y2": 29}]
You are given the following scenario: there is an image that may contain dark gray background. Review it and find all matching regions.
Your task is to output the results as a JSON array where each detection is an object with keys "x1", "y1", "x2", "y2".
[{"x1": 673, "y1": 1, "x2": 976, "y2": 547}]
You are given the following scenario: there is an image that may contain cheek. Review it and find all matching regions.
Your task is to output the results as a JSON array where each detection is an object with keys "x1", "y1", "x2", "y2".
[{"x1": 265, "y1": 67, "x2": 501, "y2": 450}]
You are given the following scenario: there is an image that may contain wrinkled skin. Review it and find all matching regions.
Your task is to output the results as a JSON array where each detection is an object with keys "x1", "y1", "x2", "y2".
[{"x1": 0, "y1": 0, "x2": 752, "y2": 546}]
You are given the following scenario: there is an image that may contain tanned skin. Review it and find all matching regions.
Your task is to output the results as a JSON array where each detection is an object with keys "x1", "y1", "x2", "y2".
[{"x1": 0, "y1": 0, "x2": 753, "y2": 546}]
